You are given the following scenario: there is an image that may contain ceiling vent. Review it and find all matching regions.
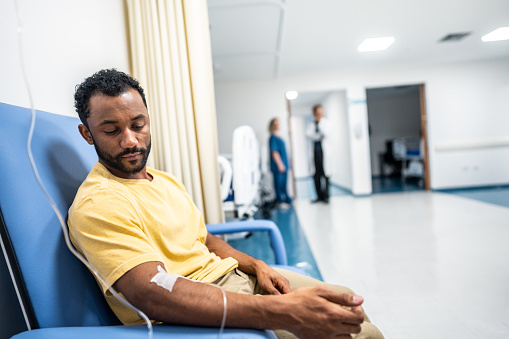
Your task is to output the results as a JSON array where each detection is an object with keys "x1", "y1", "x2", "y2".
[{"x1": 439, "y1": 32, "x2": 472, "y2": 42}]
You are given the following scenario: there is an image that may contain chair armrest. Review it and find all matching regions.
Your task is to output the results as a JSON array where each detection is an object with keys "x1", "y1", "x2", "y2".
[{"x1": 206, "y1": 220, "x2": 288, "y2": 265}]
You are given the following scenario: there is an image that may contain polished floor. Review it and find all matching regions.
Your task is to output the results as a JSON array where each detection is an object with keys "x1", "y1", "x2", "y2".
[
  {"x1": 229, "y1": 178, "x2": 509, "y2": 338},
  {"x1": 293, "y1": 191, "x2": 509, "y2": 339}
]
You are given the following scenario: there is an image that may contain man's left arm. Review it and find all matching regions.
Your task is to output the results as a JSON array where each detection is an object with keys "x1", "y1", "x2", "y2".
[{"x1": 205, "y1": 232, "x2": 291, "y2": 295}]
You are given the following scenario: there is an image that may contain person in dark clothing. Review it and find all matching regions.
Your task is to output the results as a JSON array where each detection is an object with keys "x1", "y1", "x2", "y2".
[
  {"x1": 269, "y1": 118, "x2": 292, "y2": 206},
  {"x1": 306, "y1": 104, "x2": 330, "y2": 203}
]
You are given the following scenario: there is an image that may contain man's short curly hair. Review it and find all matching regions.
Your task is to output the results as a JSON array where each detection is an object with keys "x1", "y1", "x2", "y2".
[{"x1": 74, "y1": 69, "x2": 147, "y2": 127}]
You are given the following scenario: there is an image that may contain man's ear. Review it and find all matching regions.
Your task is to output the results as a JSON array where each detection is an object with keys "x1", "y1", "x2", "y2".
[{"x1": 78, "y1": 124, "x2": 94, "y2": 145}]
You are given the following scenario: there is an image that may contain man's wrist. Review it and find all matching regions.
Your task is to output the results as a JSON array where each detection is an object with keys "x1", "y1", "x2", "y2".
[{"x1": 247, "y1": 258, "x2": 266, "y2": 276}]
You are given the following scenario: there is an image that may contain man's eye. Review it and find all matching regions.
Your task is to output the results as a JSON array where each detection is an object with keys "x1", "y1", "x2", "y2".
[
  {"x1": 104, "y1": 129, "x2": 118, "y2": 134},
  {"x1": 133, "y1": 124, "x2": 145, "y2": 130}
]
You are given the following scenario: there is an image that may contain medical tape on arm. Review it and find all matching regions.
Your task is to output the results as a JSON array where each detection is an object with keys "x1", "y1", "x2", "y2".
[
  {"x1": 150, "y1": 265, "x2": 189, "y2": 292},
  {"x1": 150, "y1": 265, "x2": 228, "y2": 339}
]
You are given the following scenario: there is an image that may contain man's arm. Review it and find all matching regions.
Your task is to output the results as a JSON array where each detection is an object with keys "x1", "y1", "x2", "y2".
[
  {"x1": 114, "y1": 261, "x2": 365, "y2": 338},
  {"x1": 205, "y1": 232, "x2": 290, "y2": 294},
  {"x1": 271, "y1": 151, "x2": 286, "y2": 173}
]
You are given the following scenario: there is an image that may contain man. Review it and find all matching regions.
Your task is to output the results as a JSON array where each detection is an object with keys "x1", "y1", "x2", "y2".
[
  {"x1": 68, "y1": 69, "x2": 383, "y2": 339},
  {"x1": 306, "y1": 104, "x2": 330, "y2": 203}
]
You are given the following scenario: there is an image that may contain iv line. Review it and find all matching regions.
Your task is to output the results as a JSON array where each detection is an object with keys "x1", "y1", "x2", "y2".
[{"x1": 12, "y1": 0, "x2": 153, "y2": 337}]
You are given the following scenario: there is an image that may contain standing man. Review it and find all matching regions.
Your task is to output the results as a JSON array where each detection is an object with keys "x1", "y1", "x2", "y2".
[{"x1": 306, "y1": 104, "x2": 330, "y2": 203}]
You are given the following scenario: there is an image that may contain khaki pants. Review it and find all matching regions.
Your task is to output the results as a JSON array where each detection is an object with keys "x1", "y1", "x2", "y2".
[{"x1": 213, "y1": 268, "x2": 384, "y2": 339}]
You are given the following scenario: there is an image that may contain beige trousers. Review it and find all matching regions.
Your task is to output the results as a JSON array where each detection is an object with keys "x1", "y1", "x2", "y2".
[{"x1": 213, "y1": 268, "x2": 384, "y2": 339}]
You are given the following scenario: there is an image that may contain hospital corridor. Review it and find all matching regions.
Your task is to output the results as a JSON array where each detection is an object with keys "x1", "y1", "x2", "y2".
[{"x1": 1, "y1": 0, "x2": 509, "y2": 338}]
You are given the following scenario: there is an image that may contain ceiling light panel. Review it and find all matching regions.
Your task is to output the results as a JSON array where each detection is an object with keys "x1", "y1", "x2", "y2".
[
  {"x1": 285, "y1": 91, "x2": 298, "y2": 100},
  {"x1": 482, "y1": 27, "x2": 509, "y2": 42},
  {"x1": 358, "y1": 37, "x2": 395, "y2": 52}
]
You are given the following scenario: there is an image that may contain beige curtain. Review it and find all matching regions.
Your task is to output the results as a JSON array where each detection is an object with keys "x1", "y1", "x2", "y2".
[{"x1": 125, "y1": 0, "x2": 224, "y2": 223}]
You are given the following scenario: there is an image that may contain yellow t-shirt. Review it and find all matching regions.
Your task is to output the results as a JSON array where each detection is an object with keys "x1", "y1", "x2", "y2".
[{"x1": 68, "y1": 162, "x2": 238, "y2": 324}]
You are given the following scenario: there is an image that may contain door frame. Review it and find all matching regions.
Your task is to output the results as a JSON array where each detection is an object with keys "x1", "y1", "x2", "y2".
[{"x1": 419, "y1": 84, "x2": 431, "y2": 190}]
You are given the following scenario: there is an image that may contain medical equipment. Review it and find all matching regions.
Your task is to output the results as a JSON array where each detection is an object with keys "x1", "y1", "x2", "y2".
[
  {"x1": 232, "y1": 126, "x2": 261, "y2": 219},
  {"x1": 218, "y1": 155, "x2": 233, "y2": 202}
]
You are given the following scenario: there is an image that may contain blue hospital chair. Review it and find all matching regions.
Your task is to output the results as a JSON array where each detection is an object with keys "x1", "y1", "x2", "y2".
[{"x1": 0, "y1": 102, "x2": 302, "y2": 338}]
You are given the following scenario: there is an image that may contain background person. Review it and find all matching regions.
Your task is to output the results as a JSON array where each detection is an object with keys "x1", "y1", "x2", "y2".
[
  {"x1": 306, "y1": 104, "x2": 330, "y2": 203},
  {"x1": 269, "y1": 118, "x2": 292, "y2": 207}
]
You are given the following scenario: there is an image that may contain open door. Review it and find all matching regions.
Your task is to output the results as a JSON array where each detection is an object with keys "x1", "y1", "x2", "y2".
[{"x1": 366, "y1": 84, "x2": 430, "y2": 192}]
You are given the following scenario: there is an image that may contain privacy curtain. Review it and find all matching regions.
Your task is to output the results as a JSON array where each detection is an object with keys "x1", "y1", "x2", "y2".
[{"x1": 125, "y1": 0, "x2": 224, "y2": 223}]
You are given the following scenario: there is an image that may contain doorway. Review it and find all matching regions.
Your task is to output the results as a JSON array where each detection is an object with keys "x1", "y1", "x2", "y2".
[
  {"x1": 287, "y1": 90, "x2": 352, "y2": 200},
  {"x1": 366, "y1": 84, "x2": 430, "y2": 193}
]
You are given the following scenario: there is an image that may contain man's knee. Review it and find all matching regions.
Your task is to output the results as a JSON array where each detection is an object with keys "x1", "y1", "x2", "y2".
[
  {"x1": 353, "y1": 322, "x2": 385, "y2": 339},
  {"x1": 322, "y1": 282, "x2": 355, "y2": 296},
  {"x1": 273, "y1": 322, "x2": 384, "y2": 339}
]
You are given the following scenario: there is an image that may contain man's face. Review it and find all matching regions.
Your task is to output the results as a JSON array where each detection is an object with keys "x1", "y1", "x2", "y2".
[
  {"x1": 78, "y1": 88, "x2": 151, "y2": 179},
  {"x1": 314, "y1": 107, "x2": 323, "y2": 122}
]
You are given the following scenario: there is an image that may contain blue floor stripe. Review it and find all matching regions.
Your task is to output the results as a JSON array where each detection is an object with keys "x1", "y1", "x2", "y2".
[
  {"x1": 226, "y1": 206, "x2": 323, "y2": 281},
  {"x1": 295, "y1": 176, "x2": 425, "y2": 198},
  {"x1": 440, "y1": 185, "x2": 509, "y2": 209},
  {"x1": 263, "y1": 207, "x2": 323, "y2": 280},
  {"x1": 372, "y1": 176, "x2": 424, "y2": 194}
]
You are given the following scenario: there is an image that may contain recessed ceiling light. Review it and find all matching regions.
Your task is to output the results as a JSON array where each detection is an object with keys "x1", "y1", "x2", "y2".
[
  {"x1": 358, "y1": 37, "x2": 395, "y2": 52},
  {"x1": 286, "y1": 91, "x2": 299, "y2": 100},
  {"x1": 482, "y1": 27, "x2": 509, "y2": 42}
]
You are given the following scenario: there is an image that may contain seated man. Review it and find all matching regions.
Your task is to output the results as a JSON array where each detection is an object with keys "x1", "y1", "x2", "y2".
[{"x1": 68, "y1": 69, "x2": 384, "y2": 339}]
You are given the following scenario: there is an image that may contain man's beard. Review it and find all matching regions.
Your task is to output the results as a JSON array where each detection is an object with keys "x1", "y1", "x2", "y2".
[{"x1": 93, "y1": 139, "x2": 151, "y2": 175}]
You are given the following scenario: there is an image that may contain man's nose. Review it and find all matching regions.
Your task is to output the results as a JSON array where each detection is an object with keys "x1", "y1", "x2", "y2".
[{"x1": 120, "y1": 129, "x2": 138, "y2": 149}]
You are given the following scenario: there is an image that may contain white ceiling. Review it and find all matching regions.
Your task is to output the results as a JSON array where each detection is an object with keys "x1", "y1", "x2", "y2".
[{"x1": 207, "y1": 0, "x2": 509, "y2": 82}]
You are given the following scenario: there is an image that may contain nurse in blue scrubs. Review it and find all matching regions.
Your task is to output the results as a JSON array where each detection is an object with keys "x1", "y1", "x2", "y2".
[{"x1": 268, "y1": 118, "x2": 292, "y2": 206}]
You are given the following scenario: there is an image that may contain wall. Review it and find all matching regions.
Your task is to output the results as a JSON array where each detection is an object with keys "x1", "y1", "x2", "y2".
[
  {"x1": 427, "y1": 59, "x2": 509, "y2": 188},
  {"x1": 321, "y1": 91, "x2": 352, "y2": 189},
  {"x1": 0, "y1": 0, "x2": 130, "y2": 117},
  {"x1": 289, "y1": 115, "x2": 311, "y2": 178},
  {"x1": 214, "y1": 57, "x2": 509, "y2": 191},
  {"x1": 367, "y1": 86, "x2": 422, "y2": 176}
]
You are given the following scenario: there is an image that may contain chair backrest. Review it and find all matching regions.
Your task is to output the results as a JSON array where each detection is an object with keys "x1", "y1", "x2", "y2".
[{"x1": 0, "y1": 103, "x2": 120, "y2": 328}]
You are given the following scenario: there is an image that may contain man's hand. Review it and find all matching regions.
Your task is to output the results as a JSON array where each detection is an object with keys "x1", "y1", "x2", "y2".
[
  {"x1": 205, "y1": 234, "x2": 291, "y2": 295},
  {"x1": 277, "y1": 285, "x2": 365, "y2": 338},
  {"x1": 254, "y1": 261, "x2": 291, "y2": 295}
]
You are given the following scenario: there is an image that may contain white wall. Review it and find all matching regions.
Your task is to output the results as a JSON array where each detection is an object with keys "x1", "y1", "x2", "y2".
[
  {"x1": 321, "y1": 91, "x2": 352, "y2": 190},
  {"x1": 289, "y1": 115, "x2": 311, "y2": 178},
  {"x1": 0, "y1": 0, "x2": 130, "y2": 117},
  {"x1": 214, "y1": 57, "x2": 509, "y2": 191}
]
